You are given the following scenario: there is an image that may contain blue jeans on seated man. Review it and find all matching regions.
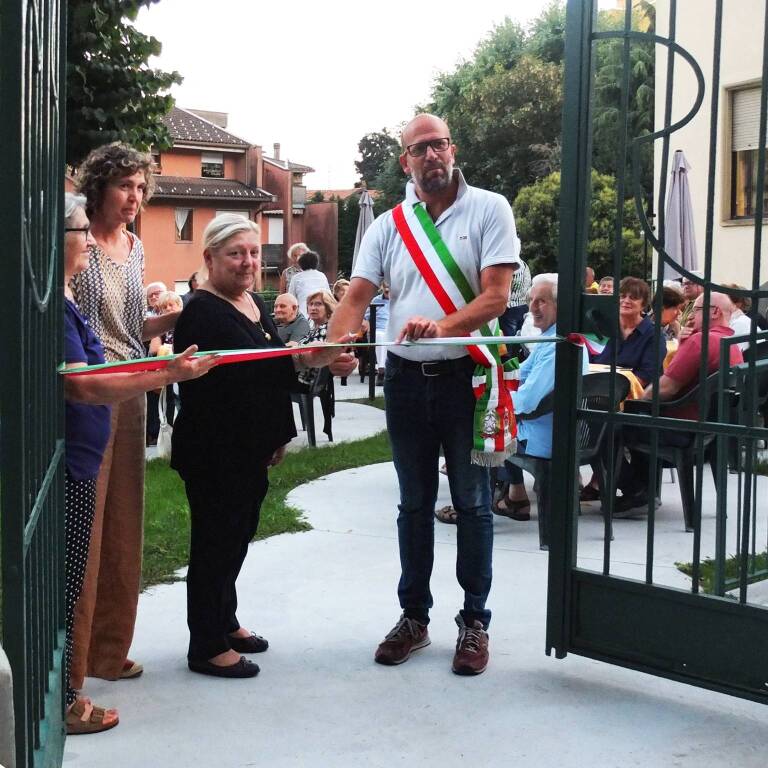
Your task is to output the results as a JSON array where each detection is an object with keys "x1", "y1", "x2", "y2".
[{"x1": 384, "y1": 353, "x2": 493, "y2": 630}]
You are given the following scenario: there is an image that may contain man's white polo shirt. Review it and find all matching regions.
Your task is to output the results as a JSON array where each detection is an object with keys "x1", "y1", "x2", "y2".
[{"x1": 352, "y1": 169, "x2": 520, "y2": 361}]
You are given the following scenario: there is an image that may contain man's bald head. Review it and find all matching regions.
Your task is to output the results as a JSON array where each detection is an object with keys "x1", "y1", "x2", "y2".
[
  {"x1": 274, "y1": 292, "x2": 299, "y2": 324},
  {"x1": 399, "y1": 113, "x2": 456, "y2": 196},
  {"x1": 401, "y1": 114, "x2": 451, "y2": 150},
  {"x1": 692, "y1": 291, "x2": 733, "y2": 331}
]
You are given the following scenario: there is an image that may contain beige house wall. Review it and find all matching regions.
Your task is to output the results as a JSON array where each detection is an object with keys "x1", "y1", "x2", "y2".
[{"x1": 654, "y1": 0, "x2": 767, "y2": 286}]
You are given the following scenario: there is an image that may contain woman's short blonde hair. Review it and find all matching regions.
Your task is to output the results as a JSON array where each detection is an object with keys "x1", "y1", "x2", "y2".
[
  {"x1": 203, "y1": 212, "x2": 260, "y2": 251},
  {"x1": 157, "y1": 290, "x2": 183, "y2": 313},
  {"x1": 332, "y1": 278, "x2": 350, "y2": 300},
  {"x1": 288, "y1": 242, "x2": 308, "y2": 260},
  {"x1": 306, "y1": 290, "x2": 338, "y2": 319},
  {"x1": 74, "y1": 142, "x2": 155, "y2": 217}
]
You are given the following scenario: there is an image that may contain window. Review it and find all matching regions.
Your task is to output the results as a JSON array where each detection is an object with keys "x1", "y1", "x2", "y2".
[
  {"x1": 268, "y1": 215, "x2": 284, "y2": 244},
  {"x1": 215, "y1": 210, "x2": 249, "y2": 220},
  {"x1": 175, "y1": 208, "x2": 193, "y2": 241},
  {"x1": 731, "y1": 87, "x2": 768, "y2": 219},
  {"x1": 150, "y1": 151, "x2": 162, "y2": 174},
  {"x1": 201, "y1": 151, "x2": 224, "y2": 178}
]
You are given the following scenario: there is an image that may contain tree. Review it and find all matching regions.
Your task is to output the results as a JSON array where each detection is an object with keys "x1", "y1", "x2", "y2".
[
  {"x1": 431, "y1": 53, "x2": 563, "y2": 201},
  {"x1": 67, "y1": 0, "x2": 182, "y2": 165},
  {"x1": 525, "y1": 0, "x2": 567, "y2": 65},
  {"x1": 355, "y1": 130, "x2": 400, "y2": 188},
  {"x1": 592, "y1": 4, "x2": 656, "y2": 199},
  {"x1": 513, "y1": 170, "x2": 646, "y2": 277}
]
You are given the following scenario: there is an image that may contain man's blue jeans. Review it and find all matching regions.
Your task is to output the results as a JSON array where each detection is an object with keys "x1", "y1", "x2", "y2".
[{"x1": 384, "y1": 353, "x2": 493, "y2": 629}]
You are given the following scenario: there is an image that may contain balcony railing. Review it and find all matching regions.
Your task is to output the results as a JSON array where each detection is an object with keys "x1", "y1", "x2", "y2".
[
  {"x1": 292, "y1": 185, "x2": 306, "y2": 209},
  {"x1": 262, "y1": 243, "x2": 282, "y2": 269}
]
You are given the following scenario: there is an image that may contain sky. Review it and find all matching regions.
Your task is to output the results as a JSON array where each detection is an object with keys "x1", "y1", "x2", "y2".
[{"x1": 135, "y1": 1, "x2": 577, "y2": 189}]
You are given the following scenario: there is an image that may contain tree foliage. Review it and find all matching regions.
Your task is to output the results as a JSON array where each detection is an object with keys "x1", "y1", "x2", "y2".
[
  {"x1": 67, "y1": 0, "x2": 181, "y2": 165},
  {"x1": 355, "y1": 130, "x2": 400, "y2": 188},
  {"x1": 592, "y1": 4, "x2": 656, "y2": 198},
  {"x1": 349, "y1": 0, "x2": 655, "y2": 275},
  {"x1": 513, "y1": 170, "x2": 646, "y2": 277},
  {"x1": 432, "y1": 52, "x2": 563, "y2": 201}
]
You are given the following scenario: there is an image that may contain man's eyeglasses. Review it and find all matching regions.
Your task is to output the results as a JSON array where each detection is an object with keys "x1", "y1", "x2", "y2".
[
  {"x1": 405, "y1": 138, "x2": 451, "y2": 157},
  {"x1": 65, "y1": 226, "x2": 90, "y2": 237}
]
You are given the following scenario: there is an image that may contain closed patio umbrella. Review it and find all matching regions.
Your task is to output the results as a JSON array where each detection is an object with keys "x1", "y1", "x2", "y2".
[
  {"x1": 663, "y1": 150, "x2": 699, "y2": 280},
  {"x1": 352, "y1": 189, "x2": 375, "y2": 270}
]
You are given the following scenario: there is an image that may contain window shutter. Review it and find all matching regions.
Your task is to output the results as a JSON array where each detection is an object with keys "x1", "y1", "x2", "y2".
[
  {"x1": 201, "y1": 151, "x2": 224, "y2": 164},
  {"x1": 268, "y1": 216, "x2": 284, "y2": 244},
  {"x1": 732, "y1": 87, "x2": 765, "y2": 151}
]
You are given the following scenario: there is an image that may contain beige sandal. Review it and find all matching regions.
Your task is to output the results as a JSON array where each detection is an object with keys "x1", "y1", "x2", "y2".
[
  {"x1": 120, "y1": 659, "x2": 144, "y2": 679},
  {"x1": 66, "y1": 697, "x2": 119, "y2": 735}
]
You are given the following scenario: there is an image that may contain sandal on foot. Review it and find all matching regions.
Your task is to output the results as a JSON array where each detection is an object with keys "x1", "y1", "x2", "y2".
[
  {"x1": 434, "y1": 505, "x2": 458, "y2": 525},
  {"x1": 66, "y1": 697, "x2": 119, "y2": 735},
  {"x1": 229, "y1": 632, "x2": 269, "y2": 654},
  {"x1": 120, "y1": 659, "x2": 143, "y2": 679},
  {"x1": 493, "y1": 497, "x2": 531, "y2": 521}
]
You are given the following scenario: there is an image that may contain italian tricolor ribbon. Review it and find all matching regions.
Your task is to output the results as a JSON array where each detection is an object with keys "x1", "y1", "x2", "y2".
[{"x1": 392, "y1": 201, "x2": 519, "y2": 466}]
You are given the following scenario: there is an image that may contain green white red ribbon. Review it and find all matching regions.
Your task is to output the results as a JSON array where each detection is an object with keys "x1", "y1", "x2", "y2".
[{"x1": 59, "y1": 336, "x2": 558, "y2": 377}]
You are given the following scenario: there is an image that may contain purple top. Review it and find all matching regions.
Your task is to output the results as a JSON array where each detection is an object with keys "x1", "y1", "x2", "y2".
[{"x1": 64, "y1": 298, "x2": 111, "y2": 481}]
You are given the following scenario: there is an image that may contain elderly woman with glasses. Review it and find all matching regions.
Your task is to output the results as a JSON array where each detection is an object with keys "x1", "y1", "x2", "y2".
[
  {"x1": 62, "y1": 193, "x2": 216, "y2": 733},
  {"x1": 68, "y1": 143, "x2": 183, "y2": 692},
  {"x1": 172, "y1": 214, "x2": 356, "y2": 678}
]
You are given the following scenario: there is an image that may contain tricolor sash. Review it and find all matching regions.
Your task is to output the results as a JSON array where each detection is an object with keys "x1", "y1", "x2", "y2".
[{"x1": 392, "y1": 201, "x2": 519, "y2": 466}]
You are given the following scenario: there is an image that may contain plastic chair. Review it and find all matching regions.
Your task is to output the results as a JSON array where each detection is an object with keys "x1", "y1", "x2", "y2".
[
  {"x1": 506, "y1": 372, "x2": 629, "y2": 550},
  {"x1": 292, "y1": 367, "x2": 335, "y2": 446},
  {"x1": 623, "y1": 371, "x2": 726, "y2": 532}
]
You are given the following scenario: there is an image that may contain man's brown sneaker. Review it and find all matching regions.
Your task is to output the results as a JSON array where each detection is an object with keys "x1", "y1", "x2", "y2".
[
  {"x1": 374, "y1": 614, "x2": 430, "y2": 665},
  {"x1": 452, "y1": 614, "x2": 489, "y2": 676}
]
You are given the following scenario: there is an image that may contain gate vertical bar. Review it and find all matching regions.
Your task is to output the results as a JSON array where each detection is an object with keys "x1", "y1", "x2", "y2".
[
  {"x1": 546, "y1": 0, "x2": 596, "y2": 658},
  {"x1": 0, "y1": 0, "x2": 66, "y2": 766}
]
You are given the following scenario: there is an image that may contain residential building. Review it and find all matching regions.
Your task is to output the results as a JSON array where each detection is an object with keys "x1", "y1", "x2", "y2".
[
  {"x1": 136, "y1": 107, "x2": 338, "y2": 294},
  {"x1": 654, "y1": 0, "x2": 768, "y2": 288}
]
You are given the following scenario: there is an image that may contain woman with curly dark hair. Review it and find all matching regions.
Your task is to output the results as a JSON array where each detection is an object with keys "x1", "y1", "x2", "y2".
[{"x1": 70, "y1": 143, "x2": 178, "y2": 689}]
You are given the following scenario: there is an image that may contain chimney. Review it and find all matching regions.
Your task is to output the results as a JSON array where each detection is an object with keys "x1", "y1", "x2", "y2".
[{"x1": 273, "y1": 142, "x2": 281, "y2": 160}]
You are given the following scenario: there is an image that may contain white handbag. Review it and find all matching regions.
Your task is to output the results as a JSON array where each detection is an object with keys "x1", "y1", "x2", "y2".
[{"x1": 156, "y1": 387, "x2": 173, "y2": 460}]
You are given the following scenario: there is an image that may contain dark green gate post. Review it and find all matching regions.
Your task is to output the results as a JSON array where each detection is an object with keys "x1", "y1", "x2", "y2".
[
  {"x1": 546, "y1": 0, "x2": 596, "y2": 660},
  {"x1": 0, "y1": 1, "x2": 67, "y2": 766}
]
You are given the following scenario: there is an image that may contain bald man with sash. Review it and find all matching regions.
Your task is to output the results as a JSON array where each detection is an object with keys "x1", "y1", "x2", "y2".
[{"x1": 325, "y1": 114, "x2": 520, "y2": 676}]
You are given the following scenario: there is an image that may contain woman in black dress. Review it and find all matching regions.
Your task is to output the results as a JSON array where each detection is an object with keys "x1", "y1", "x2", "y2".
[{"x1": 172, "y1": 214, "x2": 357, "y2": 678}]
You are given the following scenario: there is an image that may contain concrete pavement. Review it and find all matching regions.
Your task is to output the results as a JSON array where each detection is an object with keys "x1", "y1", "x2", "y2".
[{"x1": 68, "y1": 395, "x2": 768, "y2": 768}]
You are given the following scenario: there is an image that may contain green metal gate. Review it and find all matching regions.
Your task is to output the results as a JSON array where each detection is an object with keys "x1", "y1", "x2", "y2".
[
  {"x1": 548, "y1": 0, "x2": 768, "y2": 703},
  {"x1": 0, "y1": 1, "x2": 67, "y2": 766}
]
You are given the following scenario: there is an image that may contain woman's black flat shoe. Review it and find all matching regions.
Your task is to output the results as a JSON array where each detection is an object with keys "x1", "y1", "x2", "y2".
[
  {"x1": 229, "y1": 633, "x2": 269, "y2": 654},
  {"x1": 188, "y1": 656, "x2": 259, "y2": 678}
]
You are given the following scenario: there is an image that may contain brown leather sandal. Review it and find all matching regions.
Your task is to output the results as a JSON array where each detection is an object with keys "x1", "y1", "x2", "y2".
[
  {"x1": 66, "y1": 697, "x2": 119, "y2": 735},
  {"x1": 493, "y1": 497, "x2": 531, "y2": 521}
]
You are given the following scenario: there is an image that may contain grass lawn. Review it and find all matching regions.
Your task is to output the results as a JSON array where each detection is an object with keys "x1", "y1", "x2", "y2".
[
  {"x1": 143, "y1": 427, "x2": 391, "y2": 589},
  {"x1": 676, "y1": 450, "x2": 768, "y2": 592},
  {"x1": 677, "y1": 550, "x2": 768, "y2": 594}
]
